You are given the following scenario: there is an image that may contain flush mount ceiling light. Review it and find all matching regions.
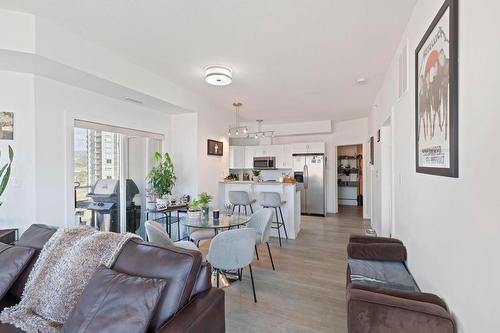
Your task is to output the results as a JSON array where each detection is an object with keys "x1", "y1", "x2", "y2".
[
  {"x1": 204, "y1": 65, "x2": 232, "y2": 86},
  {"x1": 355, "y1": 77, "x2": 367, "y2": 84}
]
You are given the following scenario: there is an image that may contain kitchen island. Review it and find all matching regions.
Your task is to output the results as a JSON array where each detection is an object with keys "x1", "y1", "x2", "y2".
[{"x1": 218, "y1": 181, "x2": 301, "y2": 239}]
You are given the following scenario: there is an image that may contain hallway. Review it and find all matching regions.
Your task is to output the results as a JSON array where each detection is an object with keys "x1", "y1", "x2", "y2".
[{"x1": 210, "y1": 207, "x2": 369, "y2": 332}]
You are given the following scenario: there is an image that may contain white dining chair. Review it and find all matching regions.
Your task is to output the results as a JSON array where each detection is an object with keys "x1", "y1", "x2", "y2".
[
  {"x1": 206, "y1": 228, "x2": 258, "y2": 302},
  {"x1": 145, "y1": 220, "x2": 200, "y2": 252},
  {"x1": 246, "y1": 208, "x2": 275, "y2": 270}
]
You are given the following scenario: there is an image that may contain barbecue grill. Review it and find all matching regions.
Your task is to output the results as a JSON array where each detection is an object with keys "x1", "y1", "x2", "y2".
[{"x1": 87, "y1": 179, "x2": 140, "y2": 232}]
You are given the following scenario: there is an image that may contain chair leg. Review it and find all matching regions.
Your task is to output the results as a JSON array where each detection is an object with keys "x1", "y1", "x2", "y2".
[
  {"x1": 250, "y1": 204, "x2": 254, "y2": 214},
  {"x1": 275, "y1": 208, "x2": 282, "y2": 247},
  {"x1": 216, "y1": 270, "x2": 220, "y2": 288},
  {"x1": 279, "y1": 207, "x2": 288, "y2": 239},
  {"x1": 232, "y1": 205, "x2": 236, "y2": 214},
  {"x1": 255, "y1": 245, "x2": 260, "y2": 260},
  {"x1": 249, "y1": 264, "x2": 257, "y2": 303},
  {"x1": 266, "y1": 242, "x2": 275, "y2": 271},
  {"x1": 240, "y1": 267, "x2": 244, "y2": 280},
  {"x1": 245, "y1": 205, "x2": 248, "y2": 215},
  {"x1": 238, "y1": 205, "x2": 241, "y2": 215}
]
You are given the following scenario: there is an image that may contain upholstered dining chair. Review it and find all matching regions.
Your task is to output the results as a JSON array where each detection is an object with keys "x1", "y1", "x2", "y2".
[
  {"x1": 145, "y1": 220, "x2": 200, "y2": 252},
  {"x1": 246, "y1": 208, "x2": 275, "y2": 270},
  {"x1": 206, "y1": 228, "x2": 258, "y2": 302}
]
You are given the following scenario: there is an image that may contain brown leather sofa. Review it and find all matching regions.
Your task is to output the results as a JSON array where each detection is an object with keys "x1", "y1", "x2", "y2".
[
  {"x1": 0, "y1": 224, "x2": 225, "y2": 333},
  {"x1": 346, "y1": 235, "x2": 454, "y2": 333}
]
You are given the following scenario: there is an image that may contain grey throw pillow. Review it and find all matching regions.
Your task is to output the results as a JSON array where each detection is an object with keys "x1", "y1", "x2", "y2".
[
  {"x1": 0, "y1": 242, "x2": 35, "y2": 299},
  {"x1": 62, "y1": 265, "x2": 167, "y2": 333}
]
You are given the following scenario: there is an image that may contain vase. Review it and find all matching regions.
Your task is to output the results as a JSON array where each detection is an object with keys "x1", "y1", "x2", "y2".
[{"x1": 202, "y1": 207, "x2": 209, "y2": 217}]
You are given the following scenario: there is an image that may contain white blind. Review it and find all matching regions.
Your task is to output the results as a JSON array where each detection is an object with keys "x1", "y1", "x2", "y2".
[{"x1": 74, "y1": 119, "x2": 164, "y2": 140}]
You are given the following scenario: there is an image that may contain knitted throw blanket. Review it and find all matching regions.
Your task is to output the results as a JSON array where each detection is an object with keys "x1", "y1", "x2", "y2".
[{"x1": 0, "y1": 227, "x2": 140, "y2": 333}]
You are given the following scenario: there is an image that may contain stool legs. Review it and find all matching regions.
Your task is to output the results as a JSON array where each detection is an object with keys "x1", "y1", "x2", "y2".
[
  {"x1": 274, "y1": 208, "x2": 282, "y2": 247},
  {"x1": 266, "y1": 242, "x2": 275, "y2": 270},
  {"x1": 255, "y1": 245, "x2": 260, "y2": 260},
  {"x1": 279, "y1": 207, "x2": 288, "y2": 239}
]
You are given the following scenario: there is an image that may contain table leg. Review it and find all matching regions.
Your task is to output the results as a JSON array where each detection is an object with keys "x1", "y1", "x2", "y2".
[{"x1": 168, "y1": 211, "x2": 172, "y2": 237}]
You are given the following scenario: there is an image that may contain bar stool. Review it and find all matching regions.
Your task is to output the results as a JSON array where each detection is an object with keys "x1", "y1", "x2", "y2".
[
  {"x1": 229, "y1": 191, "x2": 256, "y2": 215},
  {"x1": 258, "y1": 192, "x2": 288, "y2": 247}
]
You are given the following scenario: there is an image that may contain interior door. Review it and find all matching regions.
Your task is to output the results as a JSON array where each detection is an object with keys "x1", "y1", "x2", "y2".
[{"x1": 305, "y1": 155, "x2": 325, "y2": 215}]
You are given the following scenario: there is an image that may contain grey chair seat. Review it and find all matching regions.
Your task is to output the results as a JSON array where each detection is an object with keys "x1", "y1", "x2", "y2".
[
  {"x1": 145, "y1": 220, "x2": 202, "y2": 253},
  {"x1": 175, "y1": 240, "x2": 201, "y2": 251},
  {"x1": 189, "y1": 229, "x2": 216, "y2": 242},
  {"x1": 228, "y1": 191, "x2": 255, "y2": 205}
]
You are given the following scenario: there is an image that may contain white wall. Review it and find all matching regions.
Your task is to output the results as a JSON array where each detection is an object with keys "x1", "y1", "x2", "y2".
[
  {"x1": 34, "y1": 76, "x2": 171, "y2": 227},
  {"x1": 0, "y1": 71, "x2": 36, "y2": 232},
  {"x1": 170, "y1": 113, "x2": 198, "y2": 198},
  {"x1": 271, "y1": 117, "x2": 368, "y2": 215},
  {"x1": 369, "y1": 0, "x2": 500, "y2": 331},
  {"x1": 196, "y1": 110, "x2": 230, "y2": 204}
]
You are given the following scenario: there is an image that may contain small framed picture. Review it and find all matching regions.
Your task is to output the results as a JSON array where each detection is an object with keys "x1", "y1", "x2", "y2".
[
  {"x1": 0, "y1": 112, "x2": 14, "y2": 140},
  {"x1": 369, "y1": 136, "x2": 374, "y2": 165},
  {"x1": 207, "y1": 139, "x2": 223, "y2": 156}
]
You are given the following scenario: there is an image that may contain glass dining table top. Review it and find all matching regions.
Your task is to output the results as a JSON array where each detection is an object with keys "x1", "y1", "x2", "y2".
[{"x1": 180, "y1": 214, "x2": 250, "y2": 230}]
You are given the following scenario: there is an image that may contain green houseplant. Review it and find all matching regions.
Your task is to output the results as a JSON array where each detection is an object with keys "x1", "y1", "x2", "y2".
[
  {"x1": 252, "y1": 169, "x2": 261, "y2": 182},
  {"x1": 0, "y1": 145, "x2": 14, "y2": 206},
  {"x1": 187, "y1": 198, "x2": 202, "y2": 219},
  {"x1": 146, "y1": 152, "x2": 176, "y2": 201},
  {"x1": 198, "y1": 192, "x2": 212, "y2": 216}
]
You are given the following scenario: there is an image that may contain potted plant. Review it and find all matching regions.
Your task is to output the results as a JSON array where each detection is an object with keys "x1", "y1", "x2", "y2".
[
  {"x1": 187, "y1": 199, "x2": 201, "y2": 219},
  {"x1": 252, "y1": 169, "x2": 261, "y2": 182},
  {"x1": 198, "y1": 192, "x2": 212, "y2": 217},
  {"x1": 0, "y1": 145, "x2": 14, "y2": 207},
  {"x1": 146, "y1": 152, "x2": 176, "y2": 205}
]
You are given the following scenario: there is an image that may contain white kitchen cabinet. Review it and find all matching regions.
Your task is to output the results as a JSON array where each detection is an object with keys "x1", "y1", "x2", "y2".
[
  {"x1": 229, "y1": 146, "x2": 246, "y2": 169},
  {"x1": 281, "y1": 144, "x2": 293, "y2": 168},
  {"x1": 291, "y1": 142, "x2": 325, "y2": 154},
  {"x1": 244, "y1": 146, "x2": 255, "y2": 169},
  {"x1": 275, "y1": 144, "x2": 292, "y2": 169}
]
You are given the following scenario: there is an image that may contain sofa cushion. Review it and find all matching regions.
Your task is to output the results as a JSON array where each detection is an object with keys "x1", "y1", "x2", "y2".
[
  {"x1": 10, "y1": 224, "x2": 58, "y2": 299},
  {"x1": 348, "y1": 259, "x2": 419, "y2": 292},
  {"x1": 111, "y1": 239, "x2": 203, "y2": 332},
  {"x1": 62, "y1": 265, "x2": 166, "y2": 333},
  {"x1": 0, "y1": 243, "x2": 35, "y2": 299}
]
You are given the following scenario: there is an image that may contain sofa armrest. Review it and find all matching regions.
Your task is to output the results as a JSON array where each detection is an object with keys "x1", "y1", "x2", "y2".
[
  {"x1": 347, "y1": 242, "x2": 406, "y2": 261},
  {"x1": 347, "y1": 288, "x2": 454, "y2": 333},
  {"x1": 156, "y1": 288, "x2": 225, "y2": 333}
]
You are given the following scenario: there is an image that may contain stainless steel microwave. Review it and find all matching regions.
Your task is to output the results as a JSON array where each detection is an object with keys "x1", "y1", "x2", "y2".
[{"x1": 253, "y1": 156, "x2": 276, "y2": 170}]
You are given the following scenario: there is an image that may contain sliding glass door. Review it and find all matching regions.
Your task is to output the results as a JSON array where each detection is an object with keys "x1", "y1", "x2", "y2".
[{"x1": 73, "y1": 121, "x2": 163, "y2": 236}]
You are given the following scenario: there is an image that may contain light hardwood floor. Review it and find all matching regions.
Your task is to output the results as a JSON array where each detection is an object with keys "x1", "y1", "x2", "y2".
[{"x1": 200, "y1": 206, "x2": 369, "y2": 333}]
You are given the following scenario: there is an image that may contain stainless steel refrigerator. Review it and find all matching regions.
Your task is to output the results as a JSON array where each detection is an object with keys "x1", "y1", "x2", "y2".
[{"x1": 293, "y1": 154, "x2": 326, "y2": 216}]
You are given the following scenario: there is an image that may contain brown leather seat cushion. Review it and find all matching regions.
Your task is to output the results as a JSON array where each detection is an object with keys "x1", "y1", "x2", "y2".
[
  {"x1": 62, "y1": 265, "x2": 167, "y2": 333},
  {"x1": 0, "y1": 243, "x2": 35, "y2": 299},
  {"x1": 112, "y1": 239, "x2": 203, "y2": 332},
  {"x1": 10, "y1": 224, "x2": 58, "y2": 299}
]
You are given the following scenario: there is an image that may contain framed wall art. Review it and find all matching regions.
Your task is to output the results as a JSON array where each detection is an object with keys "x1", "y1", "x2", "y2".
[
  {"x1": 415, "y1": 0, "x2": 458, "y2": 177},
  {"x1": 0, "y1": 112, "x2": 14, "y2": 140},
  {"x1": 207, "y1": 139, "x2": 223, "y2": 156}
]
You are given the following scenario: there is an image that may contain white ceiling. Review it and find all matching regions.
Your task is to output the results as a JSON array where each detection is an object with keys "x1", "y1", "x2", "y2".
[{"x1": 0, "y1": 0, "x2": 416, "y2": 122}]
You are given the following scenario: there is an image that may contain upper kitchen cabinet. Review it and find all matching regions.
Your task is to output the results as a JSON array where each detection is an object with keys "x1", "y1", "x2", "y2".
[
  {"x1": 229, "y1": 146, "x2": 246, "y2": 169},
  {"x1": 291, "y1": 142, "x2": 325, "y2": 154},
  {"x1": 244, "y1": 146, "x2": 255, "y2": 169},
  {"x1": 276, "y1": 144, "x2": 293, "y2": 169}
]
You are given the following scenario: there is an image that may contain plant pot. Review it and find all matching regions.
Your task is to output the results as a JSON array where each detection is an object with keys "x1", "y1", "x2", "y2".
[
  {"x1": 146, "y1": 201, "x2": 157, "y2": 210},
  {"x1": 187, "y1": 210, "x2": 202, "y2": 220}
]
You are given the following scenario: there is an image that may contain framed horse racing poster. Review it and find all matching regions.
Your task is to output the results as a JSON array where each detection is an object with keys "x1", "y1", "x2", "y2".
[{"x1": 415, "y1": 0, "x2": 458, "y2": 177}]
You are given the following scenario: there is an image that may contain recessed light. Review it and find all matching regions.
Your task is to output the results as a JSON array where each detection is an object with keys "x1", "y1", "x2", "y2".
[
  {"x1": 355, "y1": 78, "x2": 367, "y2": 84},
  {"x1": 204, "y1": 65, "x2": 232, "y2": 86}
]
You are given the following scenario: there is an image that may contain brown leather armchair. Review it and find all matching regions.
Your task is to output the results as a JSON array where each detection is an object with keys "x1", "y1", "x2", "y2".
[
  {"x1": 346, "y1": 235, "x2": 454, "y2": 333},
  {"x1": 0, "y1": 224, "x2": 225, "y2": 333}
]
